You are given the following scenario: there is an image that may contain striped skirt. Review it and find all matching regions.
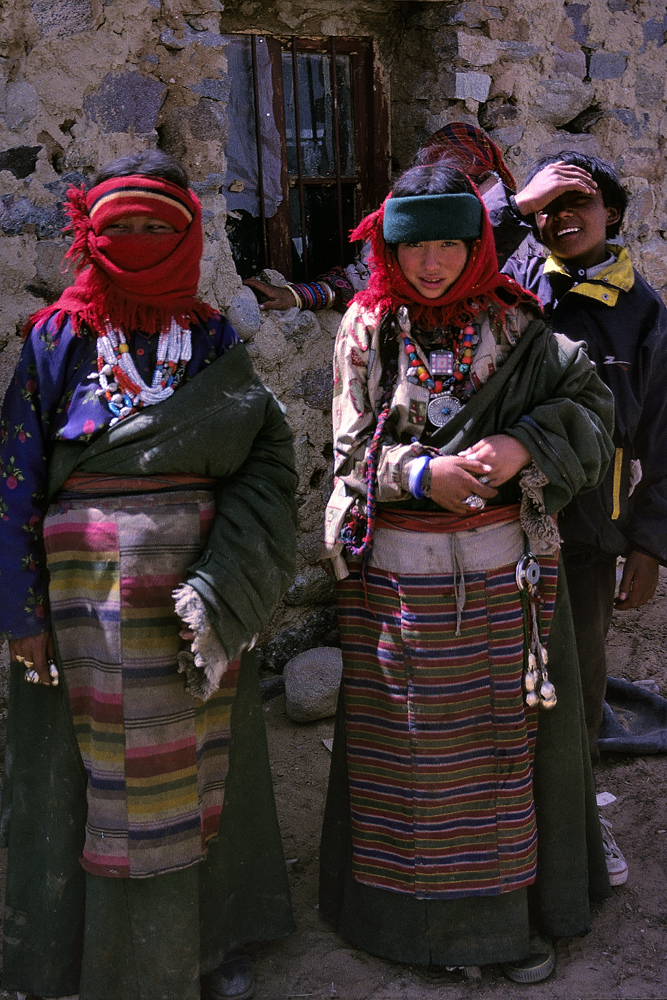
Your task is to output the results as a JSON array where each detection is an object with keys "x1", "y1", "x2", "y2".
[
  {"x1": 43, "y1": 488, "x2": 238, "y2": 879},
  {"x1": 338, "y1": 518, "x2": 558, "y2": 899}
]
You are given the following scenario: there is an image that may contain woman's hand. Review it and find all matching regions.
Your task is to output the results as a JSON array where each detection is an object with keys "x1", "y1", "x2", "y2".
[
  {"x1": 243, "y1": 278, "x2": 298, "y2": 311},
  {"x1": 9, "y1": 632, "x2": 57, "y2": 686},
  {"x1": 429, "y1": 454, "x2": 498, "y2": 514},
  {"x1": 457, "y1": 435, "x2": 532, "y2": 487}
]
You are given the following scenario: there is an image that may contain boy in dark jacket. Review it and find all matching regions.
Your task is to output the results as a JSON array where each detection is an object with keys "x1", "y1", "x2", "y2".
[
  {"x1": 485, "y1": 152, "x2": 667, "y2": 886},
  {"x1": 485, "y1": 152, "x2": 667, "y2": 771}
]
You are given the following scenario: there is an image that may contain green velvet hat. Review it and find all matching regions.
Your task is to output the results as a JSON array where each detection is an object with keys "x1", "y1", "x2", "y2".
[{"x1": 382, "y1": 193, "x2": 483, "y2": 243}]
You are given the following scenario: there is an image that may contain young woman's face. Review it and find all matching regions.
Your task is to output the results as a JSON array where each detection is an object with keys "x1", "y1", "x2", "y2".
[
  {"x1": 100, "y1": 214, "x2": 176, "y2": 235},
  {"x1": 396, "y1": 239, "x2": 470, "y2": 299}
]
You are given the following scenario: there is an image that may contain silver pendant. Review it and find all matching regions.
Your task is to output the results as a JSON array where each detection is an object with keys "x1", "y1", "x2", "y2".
[
  {"x1": 429, "y1": 350, "x2": 454, "y2": 375},
  {"x1": 427, "y1": 393, "x2": 462, "y2": 426}
]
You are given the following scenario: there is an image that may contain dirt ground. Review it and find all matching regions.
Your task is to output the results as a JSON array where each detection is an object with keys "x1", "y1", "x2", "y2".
[
  {"x1": 249, "y1": 568, "x2": 667, "y2": 1000},
  {"x1": 0, "y1": 570, "x2": 665, "y2": 1000}
]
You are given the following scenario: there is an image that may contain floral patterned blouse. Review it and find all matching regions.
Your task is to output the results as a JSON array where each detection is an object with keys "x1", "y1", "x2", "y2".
[{"x1": 0, "y1": 312, "x2": 239, "y2": 640}]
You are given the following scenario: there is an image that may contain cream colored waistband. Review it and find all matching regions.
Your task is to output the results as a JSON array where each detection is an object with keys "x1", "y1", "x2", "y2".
[{"x1": 368, "y1": 517, "x2": 525, "y2": 575}]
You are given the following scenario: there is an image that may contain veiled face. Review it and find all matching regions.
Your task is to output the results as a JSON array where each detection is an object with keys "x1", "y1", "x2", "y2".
[
  {"x1": 100, "y1": 214, "x2": 176, "y2": 236},
  {"x1": 396, "y1": 239, "x2": 470, "y2": 298}
]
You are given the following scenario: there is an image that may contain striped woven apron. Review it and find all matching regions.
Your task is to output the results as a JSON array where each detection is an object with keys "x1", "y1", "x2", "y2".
[
  {"x1": 338, "y1": 510, "x2": 558, "y2": 898},
  {"x1": 43, "y1": 476, "x2": 238, "y2": 879}
]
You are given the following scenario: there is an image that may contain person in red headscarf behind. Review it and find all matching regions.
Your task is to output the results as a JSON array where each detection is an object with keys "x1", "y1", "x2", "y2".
[
  {"x1": 0, "y1": 150, "x2": 297, "y2": 1000},
  {"x1": 318, "y1": 158, "x2": 615, "y2": 982},
  {"x1": 243, "y1": 121, "x2": 521, "y2": 314}
]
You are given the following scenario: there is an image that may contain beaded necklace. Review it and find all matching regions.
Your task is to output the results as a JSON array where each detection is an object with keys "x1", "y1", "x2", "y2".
[
  {"x1": 90, "y1": 319, "x2": 192, "y2": 426},
  {"x1": 396, "y1": 306, "x2": 477, "y2": 427}
]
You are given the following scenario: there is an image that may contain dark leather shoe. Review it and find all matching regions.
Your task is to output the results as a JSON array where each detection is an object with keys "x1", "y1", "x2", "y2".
[{"x1": 202, "y1": 950, "x2": 255, "y2": 1000}]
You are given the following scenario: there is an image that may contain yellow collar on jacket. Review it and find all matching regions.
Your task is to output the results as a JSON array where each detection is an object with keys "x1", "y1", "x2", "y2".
[{"x1": 543, "y1": 245, "x2": 634, "y2": 306}]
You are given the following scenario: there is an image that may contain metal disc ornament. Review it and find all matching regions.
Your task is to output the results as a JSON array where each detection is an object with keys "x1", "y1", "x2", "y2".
[{"x1": 427, "y1": 393, "x2": 462, "y2": 427}]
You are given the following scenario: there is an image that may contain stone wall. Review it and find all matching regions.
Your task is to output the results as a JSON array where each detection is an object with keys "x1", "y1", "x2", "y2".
[{"x1": 1, "y1": 0, "x2": 665, "y2": 669}]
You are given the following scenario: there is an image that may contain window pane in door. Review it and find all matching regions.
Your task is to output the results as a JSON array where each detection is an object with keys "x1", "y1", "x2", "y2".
[{"x1": 282, "y1": 52, "x2": 355, "y2": 178}]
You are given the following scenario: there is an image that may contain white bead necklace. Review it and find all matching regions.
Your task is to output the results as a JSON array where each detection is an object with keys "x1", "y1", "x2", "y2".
[{"x1": 90, "y1": 320, "x2": 192, "y2": 425}]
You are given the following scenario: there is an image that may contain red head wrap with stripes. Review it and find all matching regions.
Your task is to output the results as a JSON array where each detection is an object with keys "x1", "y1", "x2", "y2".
[{"x1": 24, "y1": 174, "x2": 213, "y2": 337}]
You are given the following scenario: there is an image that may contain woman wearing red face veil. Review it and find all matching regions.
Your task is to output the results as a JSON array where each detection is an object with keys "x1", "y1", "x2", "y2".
[{"x1": 0, "y1": 150, "x2": 296, "y2": 1000}]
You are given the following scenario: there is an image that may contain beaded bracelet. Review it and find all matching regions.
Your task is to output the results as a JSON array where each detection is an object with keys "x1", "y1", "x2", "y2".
[
  {"x1": 285, "y1": 283, "x2": 304, "y2": 309},
  {"x1": 290, "y1": 281, "x2": 335, "y2": 311}
]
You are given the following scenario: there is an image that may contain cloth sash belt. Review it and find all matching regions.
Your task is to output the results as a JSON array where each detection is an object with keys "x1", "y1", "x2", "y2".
[
  {"x1": 370, "y1": 506, "x2": 524, "y2": 635},
  {"x1": 59, "y1": 470, "x2": 217, "y2": 497}
]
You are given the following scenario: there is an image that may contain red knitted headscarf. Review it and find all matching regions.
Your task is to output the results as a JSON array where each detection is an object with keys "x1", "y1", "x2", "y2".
[
  {"x1": 25, "y1": 174, "x2": 214, "y2": 337},
  {"x1": 350, "y1": 185, "x2": 538, "y2": 330}
]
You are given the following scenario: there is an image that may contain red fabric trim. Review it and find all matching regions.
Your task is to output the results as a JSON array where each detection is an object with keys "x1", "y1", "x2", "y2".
[
  {"x1": 376, "y1": 503, "x2": 521, "y2": 534},
  {"x1": 60, "y1": 471, "x2": 217, "y2": 495}
]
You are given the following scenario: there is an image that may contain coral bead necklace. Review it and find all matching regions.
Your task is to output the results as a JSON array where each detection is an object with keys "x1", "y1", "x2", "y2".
[
  {"x1": 396, "y1": 305, "x2": 477, "y2": 427},
  {"x1": 90, "y1": 320, "x2": 192, "y2": 426}
]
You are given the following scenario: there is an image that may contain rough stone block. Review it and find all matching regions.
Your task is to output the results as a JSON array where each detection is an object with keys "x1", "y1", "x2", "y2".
[
  {"x1": 442, "y1": 71, "x2": 491, "y2": 103},
  {"x1": 226, "y1": 285, "x2": 261, "y2": 342},
  {"x1": 589, "y1": 52, "x2": 627, "y2": 79},
  {"x1": 533, "y1": 75, "x2": 592, "y2": 126},
  {"x1": 497, "y1": 40, "x2": 540, "y2": 60},
  {"x1": 457, "y1": 32, "x2": 498, "y2": 66},
  {"x1": 488, "y1": 126, "x2": 524, "y2": 149},
  {"x1": 640, "y1": 14, "x2": 667, "y2": 53},
  {"x1": 639, "y1": 238, "x2": 667, "y2": 290},
  {"x1": 283, "y1": 566, "x2": 336, "y2": 607},
  {"x1": 565, "y1": 3, "x2": 591, "y2": 44},
  {"x1": 193, "y1": 77, "x2": 231, "y2": 102},
  {"x1": 284, "y1": 646, "x2": 343, "y2": 723},
  {"x1": 0, "y1": 196, "x2": 67, "y2": 238},
  {"x1": 292, "y1": 366, "x2": 334, "y2": 411},
  {"x1": 554, "y1": 46, "x2": 587, "y2": 79},
  {"x1": 83, "y1": 72, "x2": 167, "y2": 134},
  {"x1": 635, "y1": 68, "x2": 664, "y2": 107},
  {"x1": 31, "y1": 0, "x2": 94, "y2": 38},
  {"x1": 0, "y1": 146, "x2": 42, "y2": 179},
  {"x1": 5, "y1": 82, "x2": 40, "y2": 132}
]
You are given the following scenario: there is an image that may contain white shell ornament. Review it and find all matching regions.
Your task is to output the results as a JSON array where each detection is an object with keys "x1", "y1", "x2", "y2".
[
  {"x1": 524, "y1": 671, "x2": 539, "y2": 693},
  {"x1": 539, "y1": 680, "x2": 556, "y2": 701}
]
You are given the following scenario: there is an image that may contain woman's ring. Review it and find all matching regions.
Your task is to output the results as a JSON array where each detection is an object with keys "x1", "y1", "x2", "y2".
[
  {"x1": 464, "y1": 494, "x2": 485, "y2": 510},
  {"x1": 479, "y1": 476, "x2": 489, "y2": 485},
  {"x1": 24, "y1": 668, "x2": 40, "y2": 684}
]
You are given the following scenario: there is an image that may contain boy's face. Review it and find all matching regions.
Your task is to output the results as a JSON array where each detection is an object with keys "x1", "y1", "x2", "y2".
[{"x1": 534, "y1": 188, "x2": 620, "y2": 269}]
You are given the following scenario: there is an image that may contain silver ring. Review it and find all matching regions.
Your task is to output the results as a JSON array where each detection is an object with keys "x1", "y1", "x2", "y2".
[
  {"x1": 463, "y1": 494, "x2": 485, "y2": 510},
  {"x1": 479, "y1": 476, "x2": 489, "y2": 485},
  {"x1": 47, "y1": 659, "x2": 60, "y2": 685},
  {"x1": 24, "y1": 668, "x2": 40, "y2": 684}
]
